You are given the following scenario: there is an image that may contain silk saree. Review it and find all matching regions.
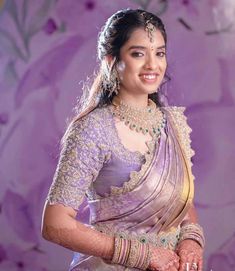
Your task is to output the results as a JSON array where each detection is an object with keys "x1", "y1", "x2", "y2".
[{"x1": 47, "y1": 105, "x2": 195, "y2": 271}]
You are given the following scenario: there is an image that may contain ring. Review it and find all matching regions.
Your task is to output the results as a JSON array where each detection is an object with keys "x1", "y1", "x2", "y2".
[{"x1": 192, "y1": 262, "x2": 198, "y2": 270}]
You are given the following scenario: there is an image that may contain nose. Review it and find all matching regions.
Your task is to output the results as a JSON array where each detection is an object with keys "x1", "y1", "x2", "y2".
[{"x1": 144, "y1": 53, "x2": 158, "y2": 70}]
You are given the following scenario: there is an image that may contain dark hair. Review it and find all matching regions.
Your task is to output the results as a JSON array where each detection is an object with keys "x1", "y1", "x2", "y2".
[
  {"x1": 75, "y1": 9, "x2": 170, "y2": 117},
  {"x1": 98, "y1": 9, "x2": 167, "y2": 61},
  {"x1": 67, "y1": 9, "x2": 170, "y2": 145},
  {"x1": 95, "y1": 8, "x2": 170, "y2": 108}
]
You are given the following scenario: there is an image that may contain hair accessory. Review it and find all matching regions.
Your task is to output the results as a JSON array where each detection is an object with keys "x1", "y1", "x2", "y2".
[
  {"x1": 139, "y1": 11, "x2": 156, "y2": 42},
  {"x1": 145, "y1": 20, "x2": 156, "y2": 42}
]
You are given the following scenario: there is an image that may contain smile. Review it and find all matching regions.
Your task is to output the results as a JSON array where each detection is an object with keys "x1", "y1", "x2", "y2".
[
  {"x1": 142, "y1": 74, "x2": 157, "y2": 79},
  {"x1": 139, "y1": 73, "x2": 159, "y2": 83}
]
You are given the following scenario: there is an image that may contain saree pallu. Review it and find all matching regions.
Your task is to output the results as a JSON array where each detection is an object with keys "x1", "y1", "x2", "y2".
[{"x1": 70, "y1": 106, "x2": 195, "y2": 271}]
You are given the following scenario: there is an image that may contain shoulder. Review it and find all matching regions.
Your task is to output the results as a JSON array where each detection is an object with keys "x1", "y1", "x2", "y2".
[
  {"x1": 67, "y1": 106, "x2": 107, "y2": 135},
  {"x1": 63, "y1": 106, "x2": 109, "y2": 148},
  {"x1": 162, "y1": 105, "x2": 195, "y2": 165},
  {"x1": 162, "y1": 105, "x2": 186, "y2": 115},
  {"x1": 74, "y1": 106, "x2": 109, "y2": 129},
  {"x1": 161, "y1": 105, "x2": 187, "y2": 127}
]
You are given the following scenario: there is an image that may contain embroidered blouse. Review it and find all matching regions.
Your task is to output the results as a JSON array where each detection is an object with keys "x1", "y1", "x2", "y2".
[{"x1": 47, "y1": 105, "x2": 195, "y2": 211}]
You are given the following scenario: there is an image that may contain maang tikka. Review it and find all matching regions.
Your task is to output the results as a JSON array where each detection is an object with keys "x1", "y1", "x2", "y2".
[
  {"x1": 145, "y1": 20, "x2": 156, "y2": 42},
  {"x1": 101, "y1": 58, "x2": 120, "y2": 97},
  {"x1": 140, "y1": 11, "x2": 156, "y2": 42}
]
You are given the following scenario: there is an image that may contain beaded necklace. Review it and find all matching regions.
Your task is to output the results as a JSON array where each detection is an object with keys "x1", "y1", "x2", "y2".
[{"x1": 110, "y1": 96, "x2": 166, "y2": 138}]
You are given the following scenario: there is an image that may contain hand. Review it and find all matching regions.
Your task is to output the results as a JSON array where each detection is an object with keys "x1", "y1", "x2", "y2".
[
  {"x1": 148, "y1": 245, "x2": 180, "y2": 271},
  {"x1": 176, "y1": 239, "x2": 203, "y2": 271}
]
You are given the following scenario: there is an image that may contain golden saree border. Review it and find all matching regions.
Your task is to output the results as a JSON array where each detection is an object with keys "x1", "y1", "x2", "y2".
[{"x1": 162, "y1": 106, "x2": 195, "y2": 229}]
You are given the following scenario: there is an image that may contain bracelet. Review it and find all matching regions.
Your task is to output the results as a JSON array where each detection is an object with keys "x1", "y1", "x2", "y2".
[
  {"x1": 179, "y1": 223, "x2": 205, "y2": 248},
  {"x1": 111, "y1": 237, "x2": 151, "y2": 270}
]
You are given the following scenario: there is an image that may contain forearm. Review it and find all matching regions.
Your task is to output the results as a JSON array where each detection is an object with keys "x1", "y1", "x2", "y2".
[
  {"x1": 180, "y1": 203, "x2": 198, "y2": 226},
  {"x1": 178, "y1": 203, "x2": 205, "y2": 249},
  {"x1": 42, "y1": 204, "x2": 114, "y2": 260}
]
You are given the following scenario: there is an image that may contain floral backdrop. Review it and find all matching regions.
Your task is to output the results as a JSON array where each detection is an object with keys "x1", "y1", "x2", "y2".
[{"x1": 0, "y1": 0, "x2": 234, "y2": 270}]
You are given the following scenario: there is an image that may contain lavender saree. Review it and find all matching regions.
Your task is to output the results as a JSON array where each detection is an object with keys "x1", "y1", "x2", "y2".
[{"x1": 47, "y1": 105, "x2": 195, "y2": 271}]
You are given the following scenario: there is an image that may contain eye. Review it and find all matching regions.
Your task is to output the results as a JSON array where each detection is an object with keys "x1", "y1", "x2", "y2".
[
  {"x1": 157, "y1": 51, "x2": 166, "y2": 57},
  {"x1": 131, "y1": 51, "x2": 144, "y2": 57}
]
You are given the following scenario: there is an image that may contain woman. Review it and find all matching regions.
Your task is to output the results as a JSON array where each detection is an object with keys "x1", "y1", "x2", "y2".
[{"x1": 41, "y1": 8, "x2": 205, "y2": 271}]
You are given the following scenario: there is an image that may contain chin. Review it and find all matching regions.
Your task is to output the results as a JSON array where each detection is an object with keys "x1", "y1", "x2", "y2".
[
  {"x1": 144, "y1": 88, "x2": 158, "y2": 95},
  {"x1": 139, "y1": 84, "x2": 160, "y2": 95}
]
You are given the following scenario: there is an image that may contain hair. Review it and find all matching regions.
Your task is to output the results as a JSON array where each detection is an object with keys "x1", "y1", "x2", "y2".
[
  {"x1": 63, "y1": 9, "x2": 170, "y2": 144},
  {"x1": 74, "y1": 8, "x2": 170, "y2": 116}
]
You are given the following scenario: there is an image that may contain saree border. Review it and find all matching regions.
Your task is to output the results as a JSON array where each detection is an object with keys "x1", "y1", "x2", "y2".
[{"x1": 161, "y1": 106, "x2": 195, "y2": 229}]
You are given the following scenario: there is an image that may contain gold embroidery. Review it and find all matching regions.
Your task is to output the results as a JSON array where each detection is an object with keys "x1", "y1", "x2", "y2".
[
  {"x1": 47, "y1": 111, "x2": 110, "y2": 209},
  {"x1": 106, "y1": 105, "x2": 167, "y2": 195},
  {"x1": 106, "y1": 105, "x2": 166, "y2": 195},
  {"x1": 105, "y1": 106, "x2": 145, "y2": 164},
  {"x1": 110, "y1": 140, "x2": 156, "y2": 195},
  {"x1": 164, "y1": 106, "x2": 195, "y2": 167}
]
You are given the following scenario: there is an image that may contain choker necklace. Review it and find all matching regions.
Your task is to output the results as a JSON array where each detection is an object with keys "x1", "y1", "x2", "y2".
[{"x1": 110, "y1": 96, "x2": 166, "y2": 138}]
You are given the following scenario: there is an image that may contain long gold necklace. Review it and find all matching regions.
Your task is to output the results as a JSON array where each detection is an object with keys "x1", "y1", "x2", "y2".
[{"x1": 110, "y1": 96, "x2": 166, "y2": 138}]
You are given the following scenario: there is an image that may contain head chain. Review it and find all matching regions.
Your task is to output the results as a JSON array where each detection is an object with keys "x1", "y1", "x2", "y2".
[{"x1": 139, "y1": 11, "x2": 156, "y2": 42}]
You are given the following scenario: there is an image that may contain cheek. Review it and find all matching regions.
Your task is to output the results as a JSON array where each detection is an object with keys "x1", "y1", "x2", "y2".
[
  {"x1": 117, "y1": 61, "x2": 138, "y2": 81},
  {"x1": 116, "y1": 61, "x2": 126, "y2": 80}
]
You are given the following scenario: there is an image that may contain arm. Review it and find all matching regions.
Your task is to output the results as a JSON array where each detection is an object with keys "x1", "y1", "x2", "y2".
[
  {"x1": 41, "y1": 115, "x2": 114, "y2": 260},
  {"x1": 41, "y1": 115, "x2": 180, "y2": 271},
  {"x1": 180, "y1": 203, "x2": 198, "y2": 226},
  {"x1": 177, "y1": 203, "x2": 204, "y2": 271},
  {"x1": 41, "y1": 202, "x2": 114, "y2": 260}
]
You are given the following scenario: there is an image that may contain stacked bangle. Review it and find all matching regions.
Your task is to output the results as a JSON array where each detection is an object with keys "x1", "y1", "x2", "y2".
[
  {"x1": 111, "y1": 237, "x2": 151, "y2": 270},
  {"x1": 179, "y1": 223, "x2": 205, "y2": 248}
]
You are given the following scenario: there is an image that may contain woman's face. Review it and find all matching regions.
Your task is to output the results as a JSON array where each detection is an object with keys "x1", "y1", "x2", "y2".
[{"x1": 116, "y1": 27, "x2": 167, "y2": 96}]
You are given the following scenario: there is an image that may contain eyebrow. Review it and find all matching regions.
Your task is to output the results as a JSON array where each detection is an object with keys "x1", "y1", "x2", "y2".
[{"x1": 128, "y1": 45, "x2": 166, "y2": 50}]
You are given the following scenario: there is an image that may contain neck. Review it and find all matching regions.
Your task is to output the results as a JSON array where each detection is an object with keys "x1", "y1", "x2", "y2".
[{"x1": 115, "y1": 89, "x2": 149, "y2": 108}]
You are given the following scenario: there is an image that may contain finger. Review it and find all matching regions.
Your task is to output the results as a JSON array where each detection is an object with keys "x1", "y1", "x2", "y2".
[
  {"x1": 178, "y1": 250, "x2": 188, "y2": 271},
  {"x1": 198, "y1": 258, "x2": 203, "y2": 271},
  {"x1": 170, "y1": 259, "x2": 180, "y2": 271},
  {"x1": 164, "y1": 264, "x2": 177, "y2": 271},
  {"x1": 179, "y1": 259, "x2": 189, "y2": 271},
  {"x1": 178, "y1": 260, "x2": 185, "y2": 271},
  {"x1": 187, "y1": 253, "x2": 194, "y2": 270},
  {"x1": 174, "y1": 259, "x2": 180, "y2": 270},
  {"x1": 191, "y1": 256, "x2": 198, "y2": 271}
]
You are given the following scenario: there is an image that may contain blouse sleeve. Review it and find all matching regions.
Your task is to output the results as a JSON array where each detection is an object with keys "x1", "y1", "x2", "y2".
[{"x1": 47, "y1": 113, "x2": 108, "y2": 211}]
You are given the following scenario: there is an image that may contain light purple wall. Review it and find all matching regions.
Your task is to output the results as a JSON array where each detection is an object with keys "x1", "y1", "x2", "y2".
[{"x1": 0, "y1": 1, "x2": 234, "y2": 270}]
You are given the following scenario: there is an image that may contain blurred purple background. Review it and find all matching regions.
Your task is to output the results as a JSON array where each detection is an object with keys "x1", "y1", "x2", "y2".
[{"x1": 0, "y1": 0, "x2": 234, "y2": 270}]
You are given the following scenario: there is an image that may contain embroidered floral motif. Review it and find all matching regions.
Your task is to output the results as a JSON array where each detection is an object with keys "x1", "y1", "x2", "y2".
[
  {"x1": 105, "y1": 106, "x2": 145, "y2": 164},
  {"x1": 47, "y1": 105, "x2": 195, "y2": 210},
  {"x1": 108, "y1": 107, "x2": 166, "y2": 195},
  {"x1": 47, "y1": 112, "x2": 110, "y2": 210},
  {"x1": 164, "y1": 106, "x2": 195, "y2": 167},
  {"x1": 109, "y1": 139, "x2": 156, "y2": 195}
]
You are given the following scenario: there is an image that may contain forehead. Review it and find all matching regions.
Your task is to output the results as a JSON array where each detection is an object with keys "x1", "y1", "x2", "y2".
[{"x1": 122, "y1": 27, "x2": 165, "y2": 48}]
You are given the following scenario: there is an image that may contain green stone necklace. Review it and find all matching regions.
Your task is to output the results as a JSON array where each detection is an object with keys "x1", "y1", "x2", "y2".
[{"x1": 110, "y1": 96, "x2": 166, "y2": 138}]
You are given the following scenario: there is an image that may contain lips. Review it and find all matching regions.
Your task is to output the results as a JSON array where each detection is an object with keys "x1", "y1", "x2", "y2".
[{"x1": 139, "y1": 73, "x2": 159, "y2": 83}]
